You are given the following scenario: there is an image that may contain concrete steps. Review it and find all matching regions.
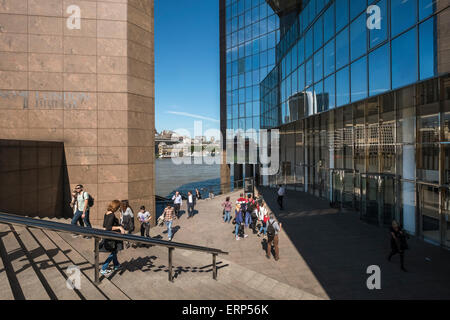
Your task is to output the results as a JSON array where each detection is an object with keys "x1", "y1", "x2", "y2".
[
  {"x1": 0, "y1": 218, "x2": 322, "y2": 300},
  {"x1": 0, "y1": 224, "x2": 50, "y2": 300},
  {"x1": 0, "y1": 225, "x2": 14, "y2": 300}
]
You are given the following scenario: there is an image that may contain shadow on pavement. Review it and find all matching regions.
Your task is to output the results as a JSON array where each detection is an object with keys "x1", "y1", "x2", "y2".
[{"x1": 258, "y1": 186, "x2": 450, "y2": 300}]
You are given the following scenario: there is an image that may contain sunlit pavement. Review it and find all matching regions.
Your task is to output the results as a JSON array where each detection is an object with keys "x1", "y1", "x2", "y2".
[{"x1": 165, "y1": 187, "x2": 450, "y2": 300}]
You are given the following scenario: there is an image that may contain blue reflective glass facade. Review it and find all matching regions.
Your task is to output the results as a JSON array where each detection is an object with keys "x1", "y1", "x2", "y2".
[
  {"x1": 223, "y1": 0, "x2": 280, "y2": 132},
  {"x1": 261, "y1": 0, "x2": 442, "y2": 129},
  {"x1": 258, "y1": 0, "x2": 450, "y2": 248}
]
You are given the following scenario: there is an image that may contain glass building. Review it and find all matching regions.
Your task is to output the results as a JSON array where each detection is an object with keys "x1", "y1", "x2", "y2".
[
  {"x1": 260, "y1": 0, "x2": 450, "y2": 248},
  {"x1": 220, "y1": 0, "x2": 282, "y2": 182}
]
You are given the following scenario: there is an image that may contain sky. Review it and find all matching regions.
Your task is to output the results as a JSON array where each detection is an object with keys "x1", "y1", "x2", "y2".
[{"x1": 154, "y1": 0, "x2": 220, "y2": 138}]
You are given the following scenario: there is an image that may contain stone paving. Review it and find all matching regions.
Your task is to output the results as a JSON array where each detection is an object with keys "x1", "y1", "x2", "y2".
[{"x1": 162, "y1": 186, "x2": 450, "y2": 300}]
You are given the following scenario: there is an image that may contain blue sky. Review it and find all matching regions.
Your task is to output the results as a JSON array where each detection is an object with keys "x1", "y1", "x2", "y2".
[{"x1": 155, "y1": 0, "x2": 220, "y2": 137}]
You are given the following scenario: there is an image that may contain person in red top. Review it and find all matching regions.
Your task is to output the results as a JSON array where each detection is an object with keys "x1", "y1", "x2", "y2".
[{"x1": 236, "y1": 193, "x2": 247, "y2": 204}]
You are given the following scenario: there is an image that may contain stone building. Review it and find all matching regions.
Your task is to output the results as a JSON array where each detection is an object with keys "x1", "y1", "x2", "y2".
[{"x1": 0, "y1": 0, "x2": 156, "y2": 228}]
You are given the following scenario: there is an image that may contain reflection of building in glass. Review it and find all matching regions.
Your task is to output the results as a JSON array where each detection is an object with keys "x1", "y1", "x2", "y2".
[
  {"x1": 259, "y1": 0, "x2": 450, "y2": 249},
  {"x1": 220, "y1": 0, "x2": 281, "y2": 184}
]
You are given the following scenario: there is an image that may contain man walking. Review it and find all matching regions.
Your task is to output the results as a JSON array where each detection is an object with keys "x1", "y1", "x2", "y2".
[
  {"x1": 70, "y1": 188, "x2": 84, "y2": 227},
  {"x1": 266, "y1": 214, "x2": 282, "y2": 261},
  {"x1": 187, "y1": 191, "x2": 196, "y2": 219},
  {"x1": 172, "y1": 191, "x2": 182, "y2": 218},
  {"x1": 277, "y1": 185, "x2": 285, "y2": 210},
  {"x1": 138, "y1": 206, "x2": 151, "y2": 238},
  {"x1": 163, "y1": 204, "x2": 176, "y2": 241},
  {"x1": 71, "y1": 185, "x2": 92, "y2": 228}
]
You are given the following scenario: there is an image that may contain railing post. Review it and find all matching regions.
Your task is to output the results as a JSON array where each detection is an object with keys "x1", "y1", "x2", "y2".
[
  {"x1": 94, "y1": 237, "x2": 100, "y2": 284},
  {"x1": 212, "y1": 253, "x2": 217, "y2": 280},
  {"x1": 168, "y1": 247, "x2": 174, "y2": 282}
]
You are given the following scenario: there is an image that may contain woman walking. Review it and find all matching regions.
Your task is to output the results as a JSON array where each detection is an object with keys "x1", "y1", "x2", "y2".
[
  {"x1": 222, "y1": 197, "x2": 233, "y2": 223},
  {"x1": 388, "y1": 220, "x2": 408, "y2": 272},
  {"x1": 234, "y1": 204, "x2": 247, "y2": 240},
  {"x1": 101, "y1": 200, "x2": 125, "y2": 276}
]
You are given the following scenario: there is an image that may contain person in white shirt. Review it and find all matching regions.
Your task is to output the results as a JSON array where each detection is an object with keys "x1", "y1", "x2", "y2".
[
  {"x1": 277, "y1": 185, "x2": 286, "y2": 210},
  {"x1": 138, "y1": 206, "x2": 151, "y2": 238},
  {"x1": 172, "y1": 191, "x2": 183, "y2": 218},
  {"x1": 187, "y1": 191, "x2": 196, "y2": 219}
]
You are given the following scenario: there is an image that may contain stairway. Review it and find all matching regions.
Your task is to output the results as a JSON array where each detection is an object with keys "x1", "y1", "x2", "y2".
[{"x1": 0, "y1": 221, "x2": 322, "y2": 300}]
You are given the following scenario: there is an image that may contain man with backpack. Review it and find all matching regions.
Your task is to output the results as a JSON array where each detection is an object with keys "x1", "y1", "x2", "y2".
[
  {"x1": 266, "y1": 214, "x2": 282, "y2": 261},
  {"x1": 71, "y1": 184, "x2": 93, "y2": 229}
]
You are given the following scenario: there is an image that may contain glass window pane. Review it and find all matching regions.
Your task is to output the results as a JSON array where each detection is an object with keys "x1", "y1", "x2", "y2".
[
  {"x1": 305, "y1": 86, "x2": 315, "y2": 116},
  {"x1": 391, "y1": 0, "x2": 417, "y2": 37},
  {"x1": 324, "y1": 74, "x2": 336, "y2": 109},
  {"x1": 306, "y1": 59, "x2": 313, "y2": 87},
  {"x1": 314, "y1": 17, "x2": 324, "y2": 52},
  {"x1": 369, "y1": 0, "x2": 387, "y2": 48},
  {"x1": 324, "y1": 39, "x2": 335, "y2": 76},
  {"x1": 336, "y1": 0, "x2": 349, "y2": 32},
  {"x1": 419, "y1": 0, "x2": 435, "y2": 20},
  {"x1": 314, "y1": 49, "x2": 323, "y2": 83},
  {"x1": 324, "y1": 2, "x2": 335, "y2": 43},
  {"x1": 306, "y1": 29, "x2": 313, "y2": 59},
  {"x1": 315, "y1": 80, "x2": 324, "y2": 113},
  {"x1": 350, "y1": 12, "x2": 367, "y2": 61},
  {"x1": 392, "y1": 28, "x2": 417, "y2": 89},
  {"x1": 419, "y1": 17, "x2": 436, "y2": 80},
  {"x1": 336, "y1": 27, "x2": 349, "y2": 69},
  {"x1": 336, "y1": 66, "x2": 350, "y2": 107},
  {"x1": 369, "y1": 43, "x2": 390, "y2": 96},
  {"x1": 298, "y1": 64, "x2": 305, "y2": 91},
  {"x1": 350, "y1": 0, "x2": 366, "y2": 20},
  {"x1": 298, "y1": 38, "x2": 305, "y2": 65},
  {"x1": 351, "y1": 56, "x2": 368, "y2": 102}
]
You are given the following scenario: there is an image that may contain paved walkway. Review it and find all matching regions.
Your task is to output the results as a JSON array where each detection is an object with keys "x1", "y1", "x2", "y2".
[{"x1": 158, "y1": 187, "x2": 450, "y2": 300}]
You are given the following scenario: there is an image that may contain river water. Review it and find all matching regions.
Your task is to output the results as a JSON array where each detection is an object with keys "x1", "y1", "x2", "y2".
[{"x1": 155, "y1": 157, "x2": 222, "y2": 198}]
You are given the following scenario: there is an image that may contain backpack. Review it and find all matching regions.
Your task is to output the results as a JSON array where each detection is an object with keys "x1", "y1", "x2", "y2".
[
  {"x1": 267, "y1": 220, "x2": 276, "y2": 238},
  {"x1": 88, "y1": 194, "x2": 95, "y2": 207}
]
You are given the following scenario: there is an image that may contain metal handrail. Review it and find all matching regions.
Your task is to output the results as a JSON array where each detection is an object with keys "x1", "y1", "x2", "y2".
[{"x1": 0, "y1": 212, "x2": 228, "y2": 284}]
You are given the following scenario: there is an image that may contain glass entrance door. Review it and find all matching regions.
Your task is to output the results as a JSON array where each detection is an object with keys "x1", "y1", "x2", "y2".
[
  {"x1": 444, "y1": 188, "x2": 450, "y2": 248},
  {"x1": 361, "y1": 175, "x2": 380, "y2": 225},
  {"x1": 332, "y1": 170, "x2": 342, "y2": 206},
  {"x1": 419, "y1": 184, "x2": 441, "y2": 244},
  {"x1": 381, "y1": 175, "x2": 396, "y2": 226},
  {"x1": 342, "y1": 171, "x2": 354, "y2": 209}
]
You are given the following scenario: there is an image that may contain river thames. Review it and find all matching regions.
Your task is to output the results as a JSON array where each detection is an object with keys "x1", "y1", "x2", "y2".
[{"x1": 155, "y1": 157, "x2": 222, "y2": 198}]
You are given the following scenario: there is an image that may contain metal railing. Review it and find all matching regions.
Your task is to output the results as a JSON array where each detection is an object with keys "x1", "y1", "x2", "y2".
[{"x1": 0, "y1": 212, "x2": 228, "y2": 284}]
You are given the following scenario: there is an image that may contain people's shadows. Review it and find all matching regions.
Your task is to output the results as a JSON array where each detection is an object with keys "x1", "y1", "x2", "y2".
[
  {"x1": 192, "y1": 210, "x2": 199, "y2": 217},
  {"x1": 260, "y1": 238, "x2": 275, "y2": 258},
  {"x1": 171, "y1": 226, "x2": 181, "y2": 239},
  {"x1": 177, "y1": 210, "x2": 186, "y2": 219}
]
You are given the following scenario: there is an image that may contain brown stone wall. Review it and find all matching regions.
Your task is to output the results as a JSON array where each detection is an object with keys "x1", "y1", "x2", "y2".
[{"x1": 0, "y1": 0, "x2": 155, "y2": 228}]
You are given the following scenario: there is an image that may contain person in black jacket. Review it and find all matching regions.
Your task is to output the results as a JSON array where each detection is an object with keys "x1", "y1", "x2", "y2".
[
  {"x1": 101, "y1": 200, "x2": 125, "y2": 276},
  {"x1": 388, "y1": 220, "x2": 408, "y2": 272}
]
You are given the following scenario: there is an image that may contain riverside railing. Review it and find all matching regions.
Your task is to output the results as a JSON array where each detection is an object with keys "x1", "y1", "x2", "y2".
[{"x1": 0, "y1": 212, "x2": 228, "y2": 284}]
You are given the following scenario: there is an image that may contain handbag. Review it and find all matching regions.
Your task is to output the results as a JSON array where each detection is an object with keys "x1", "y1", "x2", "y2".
[{"x1": 99, "y1": 239, "x2": 116, "y2": 252}]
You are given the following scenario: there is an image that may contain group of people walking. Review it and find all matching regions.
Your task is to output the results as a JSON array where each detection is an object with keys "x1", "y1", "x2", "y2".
[
  {"x1": 222, "y1": 193, "x2": 282, "y2": 261},
  {"x1": 71, "y1": 183, "x2": 410, "y2": 276}
]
